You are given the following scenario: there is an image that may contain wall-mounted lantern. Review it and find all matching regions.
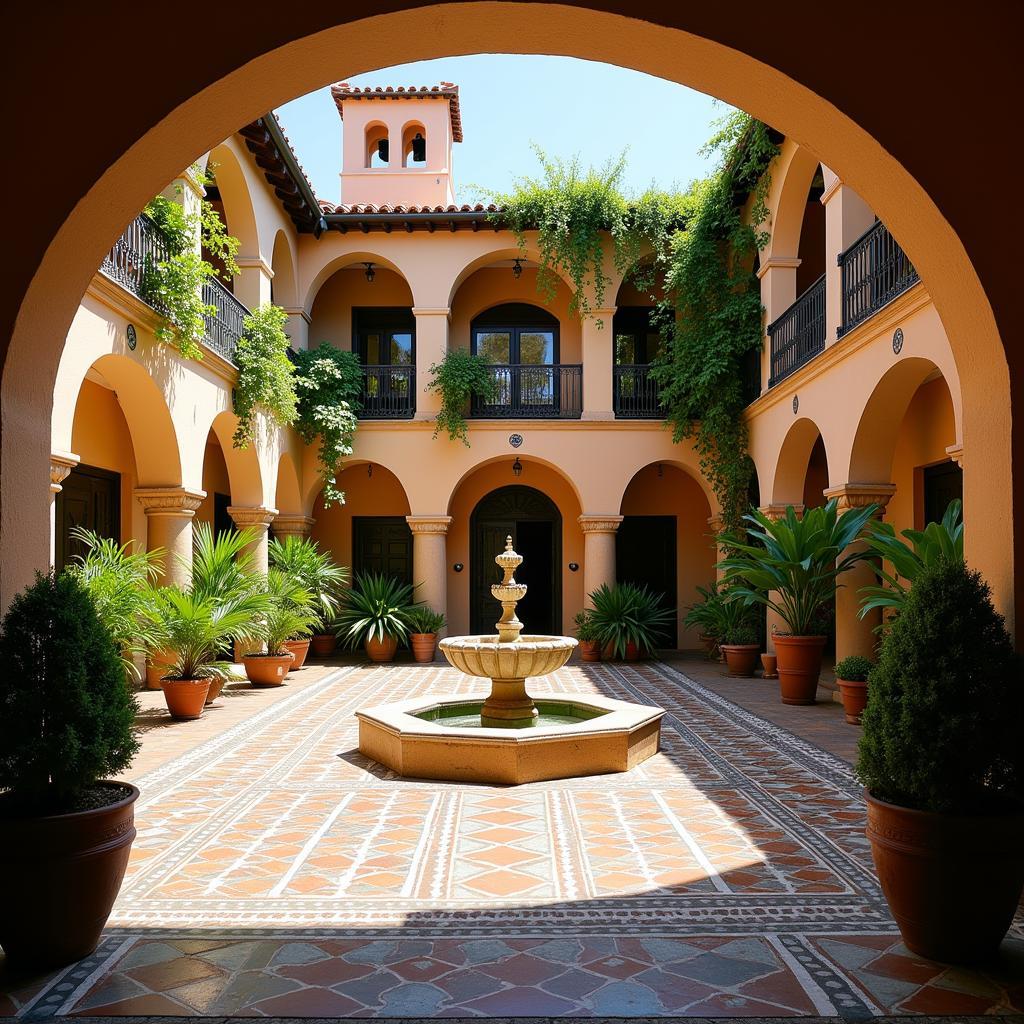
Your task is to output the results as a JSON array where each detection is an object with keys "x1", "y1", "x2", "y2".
[
  {"x1": 512, "y1": 457, "x2": 523, "y2": 477},
  {"x1": 512, "y1": 258, "x2": 523, "y2": 280},
  {"x1": 364, "y1": 262, "x2": 376, "y2": 283}
]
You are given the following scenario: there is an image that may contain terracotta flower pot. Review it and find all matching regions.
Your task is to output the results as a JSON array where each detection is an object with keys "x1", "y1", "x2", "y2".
[
  {"x1": 311, "y1": 633, "x2": 337, "y2": 657},
  {"x1": 773, "y1": 634, "x2": 826, "y2": 705},
  {"x1": 410, "y1": 632, "x2": 437, "y2": 663},
  {"x1": 144, "y1": 648, "x2": 175, "y2": 691},
  {"x1": 0, "y1": 782, "x2": 139, "y2": 968},
  {"x1": 579, "y1": 640, "x2": 601, "y2": 662},
  {"x1": 243, "y1": 652, "x2": 294, "y2": 686},
  {"x1": 625, "y1": 641, "x2": 641, "y2": 662},
  {"x1": 282, "y1": 638, "x2": 311, "y2": 671},
  {"x1": 160, "y1": 677, "x2": 211, "y2": 719},
  {"x1": 837, "y1": 677, "x2": 868, "y2": 724},
  {"x1": 204, "y1": 676, "x2": 225, "y2": 705},
  {"x1": 865, "y1": 791, "x2": 1024, "y2": 962},
  {"x1": 760, "y1": 653, "x2": 778, "y2": 679},
  {"x1": 365, "y1": 634, "x2": 398, "y2": 663},
  {"x1": 721, "y1": 643, "x2": 760, "y2": 677}
]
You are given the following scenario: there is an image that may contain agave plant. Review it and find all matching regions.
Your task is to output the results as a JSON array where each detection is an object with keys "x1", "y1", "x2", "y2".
[
  {"x1": 257, "y1": 569, "x2": 321, "y2": 654},
  {"x1": 335, "y1": 573, "x2": 417, "y2": 648},
  {"x1": 858, "y1": 498, "x2": 963, "y2": 623},
  {"x1": 268, "y1": 535, "x2": 349, "y2": 632},
  {"x1": 589, "y1": 582, "x2": 675, "y2": 659},
  {"x1": 718, "y1": 499, "x2": 878, "y2": 636},
  {"x1": 63, "y1": 527, "x2": 165, "y2": 678},
  {"x1": 406, "y1": 605, "x2": 446, "y2": 635}
]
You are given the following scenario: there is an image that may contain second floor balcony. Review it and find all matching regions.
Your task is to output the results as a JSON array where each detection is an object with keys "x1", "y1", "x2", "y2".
[
  {"x1": 358, "y1": 364, "x2": 416, "y2": 419},
  {"x1": 768, "y1": 274, "x2": 826, "y2": 388},
  {"x1": 613, "y1": 364, "x2": 663, "y2": 419},
  {"x1": 838, "y1": 219, "x2": 919, "y2": 336},
  {"x1": 469, "y1": 363, "x2": 583, "y2": 419}
]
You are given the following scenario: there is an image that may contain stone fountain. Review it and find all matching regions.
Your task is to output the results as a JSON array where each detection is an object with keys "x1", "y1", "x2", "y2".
[{"x1": 356, "y1": 537, "x2": 664, "y2": 784}]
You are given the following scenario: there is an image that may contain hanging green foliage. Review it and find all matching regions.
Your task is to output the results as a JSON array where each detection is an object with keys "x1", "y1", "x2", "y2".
[
  {"x1": 428, "y1": 349, "x2": 498, "y2": 446},
  {"x1": 143, "y1": 169, "x2": 240, "y2": 360},
  {"x1": 232, "y1": 303, "x2": 297, "y2": 448},
  {"x1": 293, "y1": 344, "x2": 363, "y2": 506}
]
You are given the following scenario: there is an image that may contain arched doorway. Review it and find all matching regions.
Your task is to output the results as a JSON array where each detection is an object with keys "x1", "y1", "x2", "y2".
[{"x1": 470, "y1": 485, "x2": 561, "y2": 635}]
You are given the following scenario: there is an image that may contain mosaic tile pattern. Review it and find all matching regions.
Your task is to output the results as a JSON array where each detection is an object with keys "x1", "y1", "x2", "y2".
[{"x1": 4, "y1": 659, "x2": 1022, "y2": 1018}]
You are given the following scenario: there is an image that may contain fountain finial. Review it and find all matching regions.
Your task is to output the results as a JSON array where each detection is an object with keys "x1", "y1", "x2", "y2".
[{"x1": 491, "y1": 535, "x2": 527, "y2": 642}]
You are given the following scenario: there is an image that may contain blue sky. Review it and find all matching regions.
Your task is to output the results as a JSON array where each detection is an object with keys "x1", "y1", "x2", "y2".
[{"x1": 276, "y1": 55, "x2": 732, "y2": 205}]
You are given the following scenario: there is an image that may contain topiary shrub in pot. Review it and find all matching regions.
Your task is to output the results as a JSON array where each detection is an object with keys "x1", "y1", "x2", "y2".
[
  {"x1": 856, "y1": 557, "x2": 1024, "y2": 963},
  {"x1": 833, "y1": 654, "x2": 874, "y2": 724},
  {"x1": 407, "y1": 605, "x2": 445, "y2": 663},
  {"x1": 574, "y1": 609, "x2": 601, "y2": 662},
  {"x1": 0, "y1": 573, "x2": 141, "y2": 967}
]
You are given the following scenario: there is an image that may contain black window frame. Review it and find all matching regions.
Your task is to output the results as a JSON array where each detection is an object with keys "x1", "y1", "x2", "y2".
[
  {"x1": 470, "y1": 303, "x2": 560, "y2": 366},
  {"x1": 352, "y1": 307, "x2": 416, "y2": 367}
]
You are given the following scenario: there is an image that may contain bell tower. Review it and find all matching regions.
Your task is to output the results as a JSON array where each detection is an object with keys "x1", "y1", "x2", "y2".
[{"x1": 331, "y1": 82, "x2": 462, "y2": 207}]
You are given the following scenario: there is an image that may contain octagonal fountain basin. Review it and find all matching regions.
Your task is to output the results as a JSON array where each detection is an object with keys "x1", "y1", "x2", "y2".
[{"x1": 355, "y1": 693, "x2": 664, "y2": 785}]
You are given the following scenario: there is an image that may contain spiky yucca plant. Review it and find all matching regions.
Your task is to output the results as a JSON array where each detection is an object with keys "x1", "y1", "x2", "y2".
[{"x1": 335, "y1": 573, "x2": 417, "y2": 649}]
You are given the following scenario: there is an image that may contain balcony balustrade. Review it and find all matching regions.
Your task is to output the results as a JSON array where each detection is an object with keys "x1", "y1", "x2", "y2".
[
  {"x1": 768, "y1": 274, "x2": 826, "y2": 388},
  {"x1": 613, "y1": 364, "x2": 663, "y2": 419},
  {"x1": 469, "y1": 364, "x2": 582, "y2": 419},
  {"x1": 838, "y1": 220, "x2": 919, "y2": 336},
  {"x1": 358, "y1": 364, "x2": 416, "y2": 419}
]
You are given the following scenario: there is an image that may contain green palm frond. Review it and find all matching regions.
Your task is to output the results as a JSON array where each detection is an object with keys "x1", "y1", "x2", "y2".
[{"x1": 268, "y1": 534, "x2": 349, "y2": 630}]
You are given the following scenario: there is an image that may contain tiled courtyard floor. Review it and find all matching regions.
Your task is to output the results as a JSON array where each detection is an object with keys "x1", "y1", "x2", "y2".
[{"x1": 2, "y1": 657, "x2": 1022, "y2": 1019}]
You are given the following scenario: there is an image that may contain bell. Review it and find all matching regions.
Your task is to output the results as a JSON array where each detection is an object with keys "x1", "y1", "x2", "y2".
[
  {"x1": 376, "y1": 138, "x2": 389, "y2": 163},
  {"x1": 411, "y1": 133, "x2": 426, "y2": 163}
]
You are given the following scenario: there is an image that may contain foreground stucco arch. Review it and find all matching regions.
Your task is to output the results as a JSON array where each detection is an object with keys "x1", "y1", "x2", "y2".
[
  {"x1": 1, "y1": 3, "x2": 1014, "y2": 635},
  {"x1": 302, "y1": 250, "x2": 414, "y2": 317}
]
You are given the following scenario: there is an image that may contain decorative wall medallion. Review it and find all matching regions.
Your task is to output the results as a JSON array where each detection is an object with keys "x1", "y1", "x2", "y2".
[
  {"x1": 792, "y1": 395, "x2": 799, "y2": 414},
  {"x1": 892, "y1": 327, "x2": 904, "y2": 354},
  {"x1": 126, "y1": 323, "x2": 137, "y2": 350},
  {"x1": 508, "y1": 433, "x2": 524, "y2": 448}
]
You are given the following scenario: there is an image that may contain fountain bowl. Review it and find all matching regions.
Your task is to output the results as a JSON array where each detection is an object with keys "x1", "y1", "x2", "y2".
[{"x1": 438, "y1": 634, "x2": 577, "y2": 680}]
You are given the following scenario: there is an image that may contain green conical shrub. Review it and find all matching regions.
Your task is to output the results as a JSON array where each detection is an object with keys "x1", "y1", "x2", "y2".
[
  {"x1": 856, "y1": 557, "x2": 1023, "y2": 814},
  {"x1": 0, "y1": 573, "x2": 139, "y2": 812}
]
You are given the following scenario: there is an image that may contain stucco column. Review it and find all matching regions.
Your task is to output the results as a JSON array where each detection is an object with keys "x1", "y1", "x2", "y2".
[
  {"x1": 757, "y1": 503, "x2": 804, "y2": 653},
  {"x1": 272, "y1": 514, "x2": 316, "y2": 540},
  {"x1": 578, "y1": 515, "x2": 623, "y2": 606},
  {"x1": 406, "y1": 515, "x2": 452, "y2": 627},
  {"x1": 821, "y1": 171, "x2": 876, "y2": 344},
  {"x1": 824, "y1": 483, "x2": 896, "y2": 663},
  {"x1": 136, "y1": 487, "x2": 205, "y2": 586},
  {"x1": 412, "y1": 307, "x2": 450, "y2": 419},
  {"x1": 49, "y1": 451, "x2": 80, "y2": 567},
  {"x1": 234, "y1": 256, "x2": 273, "y2": 311},
  {"x1": 581, "y1": 310, "x2": 616, "y2": 420},
  {"x1": 282, "y1": 307, "x2": 310, "y2": 351},
  {"x1": 228, "y1": 505, "x2": 278, "y2": 575},
  {"x1": 757, "y1": 256, "x2": 800, "y2": 392}
]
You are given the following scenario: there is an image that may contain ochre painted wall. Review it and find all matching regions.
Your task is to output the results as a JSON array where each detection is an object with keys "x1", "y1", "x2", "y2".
[
  {"x1": 802, "y1": 436, "x2": 830, "y2": 510},
  {"x1": 619, "y1": 463, "x2": 715, "y2": 649},
  {"x1": 309, "y1": 268, "x2": 414, "y2": 351},
  {"x1": 197, "y1": 436, "x2": 231, "y2": 528}
]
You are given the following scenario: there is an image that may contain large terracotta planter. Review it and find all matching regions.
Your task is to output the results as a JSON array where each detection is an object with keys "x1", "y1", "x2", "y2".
[
  {"x1": 773, "y1": 634, "x2": 826, "y2": 705},
  {"x1": 865, "y1": 791, "x2": 1024, "y2": 962},
  {"x1": 243, "y1": 652, "x2": 293, "y2": 686},
  {"x1": 204, "y1": 676, "x2": 225, "y2": 706},
  {"x1": 579, "y1": 640, "x2": 601, "y2": 662},
  {"x1": 160, "y1": 677, "x2": 211, "y2": 719},
  {"x1": 0, "y1": 782, "x2": 139, "y2": 968},
  {"x1": 365, "y1": 634, "x2": 398, "y2": 663},
  {"x1": 144, "y1": 649, "x2": 175, "y2": 691},
  {"x1": 721, "y1": 643, "x2": 760, "y2": 677},
  {"x1": 410, "y1": 632, "x2": 437, "y2": 663},
  {"x1": 311, "y1": 633, "x2": 337, "y2": 658},
  {"x1": 837, "y1": 677, "x2": 868, "y2": 724},
  {"x1": 282, "y1": 638, "x2": 311, "y2": 671}
]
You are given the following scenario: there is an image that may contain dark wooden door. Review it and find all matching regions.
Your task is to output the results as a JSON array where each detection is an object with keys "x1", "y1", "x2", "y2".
[
  {"x1": 616, "y1": 515, "x2": 677, "y2": 648},
  {"x1": 55, "y1": 464, "x2": 121, "y2": 573},
  {"x1": 923, "y1": 460, "x2": 963, "y2": 527},
  {"x1": 352, "y1": 516, "x2": 412, "y2": 584}
]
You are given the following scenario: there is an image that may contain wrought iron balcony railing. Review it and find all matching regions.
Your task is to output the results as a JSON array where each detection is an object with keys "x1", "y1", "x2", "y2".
[
  {"x1": 768, "y1": 274, "x2": 826, "y2": 387},
  {"x1": 613, "y1": 364, "x2": 664, "y2": 419},
  {"x1": 202, "y1": 277, "x2": 248, "y2": 362},
  {"x1": 838, "y1": 220, "x2": 919, "y2": 336},
  {"x1": 469, "y1": 364, "x2": 583, "y2": 419},
  {"x1": 357, "y1": 364, "x2": 416, "y2": 419}
]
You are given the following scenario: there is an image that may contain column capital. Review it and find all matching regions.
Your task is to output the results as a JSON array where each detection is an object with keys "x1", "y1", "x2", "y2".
[
  {"x1": 280, "y1": 306, "x2": 312, "y2": 325},
  {"x1": 228, "y1": 505, "x2": 279, "y2": 530},
  {"x1": 136, "y1": 486, "x2": 205, "y2": 517},
  {"x1": 756, "y1": 255, "x2": 802, "y2": 279},
  {"x1": 272, "y1": 514, "x2": 316, "y2": 538},
  {"x1": 235, "y1": 255, "x2": 275, "y2": 278},
  {"x1": 50, "y1": 451, "x2": 80, "y2": 494},
  {"x1": 577, "y1": 514, "x2": 624, "y2": 534},
  {"x1": 406, "y1": 515, "x2": 452, "y2": 535},
  {"x1": 819, "y1": 174, "x2": 843, "y2": 206},
  {"x1": 411, "y1": 306, "x2": 451, "y2": 318},
  {"x1": 822, "y1": 483, "x2": 896, "y2": 512},
  {"x1": 707, "y1": 514, "x2": 726, "y2": 534},
  {"x1": 758, "y1": 503, "x2": 803, "y2": 521},
  {"x1": 945, "y1": 443, "x2": 964, "y2": 468}
]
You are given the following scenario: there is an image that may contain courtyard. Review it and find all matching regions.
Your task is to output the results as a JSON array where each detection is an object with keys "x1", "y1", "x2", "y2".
[{"x1": 3, "y1": 657, "x2": 1021, "y2": 1019}]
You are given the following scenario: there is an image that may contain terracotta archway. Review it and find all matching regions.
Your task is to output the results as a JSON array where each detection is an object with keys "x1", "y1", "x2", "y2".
[{"x1": 1, "y1": 4, "x2": 1016, "y2": 636}]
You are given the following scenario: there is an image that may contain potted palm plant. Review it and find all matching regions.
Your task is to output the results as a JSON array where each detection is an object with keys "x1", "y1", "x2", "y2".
[
  {"x1": 335, "y1": 573, "x2": 415, "y2": 662},
  {"x1": 856, "y1": 557, "x2": 1024, "y2": 962},
  {"x1": 242, "y1": 570, "x2": 320, "y2": 686},
  {"x1": 833, "y1": 654, "x2": 874, "y2": 724},
  {"x1": 269, "y1": 535, "x2": 348, "y2": 658},
  {"x1": 0, "y1": 573, "x2": 140, "y2": 967},
  {"x1": 589, "y1": 582, "x2": 674, "y2": 661},
  {"x1": 683, "y1": 582, "x2": 727, "y2": 658},
  {"x1": 718, "y1": 500, "x2": 877, "y2": 705},
  {"x1": 718, "y1": 595, "x2": 761, "y2": 677},
  {"x1": 407, "y1": 605, "x2": 445, "y2": 663},
  {"x1": 573, "y1": 609, "x2": 601, "y2": 662}
]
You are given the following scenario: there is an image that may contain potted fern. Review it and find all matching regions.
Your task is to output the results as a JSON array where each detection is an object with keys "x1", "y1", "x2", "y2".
[
  {"x1": 833, "y1": 654, "x2": 874, "y2": 724},
  {"x1": 242, "y1": 570, "x2": 320, "y2": 686},
  {"x1": 335, "y1": 573, "x2": 416, "y2": 662},
  {"x1": 719, "y1": 500, "x2": 877, "y2": 704},
  {"x1": 856, "y1": 557, "x2": 1024, "y2": 962},
  {"x1": 407, "y1": 605, "x2": 445, "y2": 663},
  {"x1": 574, "y1": 609, "x2": 601, "y2": 662},
  {"x1": 0, "y1": 573, "x2": 140, "y2": 966}
]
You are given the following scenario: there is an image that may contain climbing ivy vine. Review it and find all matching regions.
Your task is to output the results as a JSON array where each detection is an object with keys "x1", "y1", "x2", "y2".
[
  {"x1": 232, "y1": 303, "x2": 298, "y2": 448},
  {"x1": 428, "y1": 349, "x2": 498, "y2": 445}
]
